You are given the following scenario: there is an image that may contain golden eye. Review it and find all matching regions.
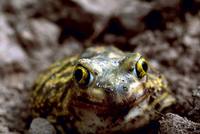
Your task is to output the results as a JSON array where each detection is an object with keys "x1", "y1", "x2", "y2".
[
  {"x1": 74, "y1": 65, "x2": 93, "y2": 87},
  {"x1": 135, "y1": 57, "x2": 148, "y2": 79}
]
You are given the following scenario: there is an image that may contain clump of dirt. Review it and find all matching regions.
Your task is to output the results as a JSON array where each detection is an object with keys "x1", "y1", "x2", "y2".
[{"x1": 159, "y1": 113, "x2": 200, "y2": 134}]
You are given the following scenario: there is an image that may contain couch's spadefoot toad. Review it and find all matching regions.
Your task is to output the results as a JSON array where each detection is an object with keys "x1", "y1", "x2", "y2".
[{"x1": 31, "y1": 46, "x2": 175, "y2": 134}]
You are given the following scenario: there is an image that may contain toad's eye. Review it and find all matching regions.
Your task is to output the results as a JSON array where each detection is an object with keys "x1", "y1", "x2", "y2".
[
  {"x1": 74, "y1": 65, "x2": 93, "y2": 87},
  {"x1": 134, "y1": 57, "x2": 148, "y2": 79}
]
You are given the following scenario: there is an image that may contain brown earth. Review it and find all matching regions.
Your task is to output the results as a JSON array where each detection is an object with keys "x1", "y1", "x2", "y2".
[{"x1": 0, "y1": 0, "x2": 199, "y2": 133}]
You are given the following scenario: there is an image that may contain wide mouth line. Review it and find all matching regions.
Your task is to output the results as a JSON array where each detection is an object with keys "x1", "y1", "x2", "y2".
[
  {"x1": 75, "y1": 96, "x2": 106, "y2": 107},
  {"x1": 71, "y1": 96, "x2": 112, "y2": 113}
]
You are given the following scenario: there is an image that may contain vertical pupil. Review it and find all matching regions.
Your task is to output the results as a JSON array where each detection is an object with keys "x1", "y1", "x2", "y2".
[
  {"x1": 75, "y1": 69, "x2": 83, "y2": 81},
  {"x1": 142, "y1": 61, "x2": 148, "y2": 72}
]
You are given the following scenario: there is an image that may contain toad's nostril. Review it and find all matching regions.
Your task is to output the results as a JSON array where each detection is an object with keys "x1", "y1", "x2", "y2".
[{"x1": 123, "y1": 86, "x2": 128, "y2": 92}]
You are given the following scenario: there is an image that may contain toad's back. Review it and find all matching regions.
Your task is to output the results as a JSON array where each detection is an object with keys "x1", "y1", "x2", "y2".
[{"x1": 31, "y1": 55, "x2": 77, "y2": 116}]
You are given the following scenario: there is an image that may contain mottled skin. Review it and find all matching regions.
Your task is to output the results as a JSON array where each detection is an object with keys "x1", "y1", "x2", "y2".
[{"x1": 31, "y1": 46, "x2": 175, "y2": 134}]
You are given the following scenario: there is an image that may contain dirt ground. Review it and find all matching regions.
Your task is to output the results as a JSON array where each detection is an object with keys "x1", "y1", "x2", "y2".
[{"x1": 0, "y1": 0, "x2": 199, "y2": 134}]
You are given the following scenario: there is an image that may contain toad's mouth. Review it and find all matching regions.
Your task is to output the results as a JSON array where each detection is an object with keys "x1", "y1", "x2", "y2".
[{"x1": 72, "y1": 96, "x2": 109, "y2": 111}]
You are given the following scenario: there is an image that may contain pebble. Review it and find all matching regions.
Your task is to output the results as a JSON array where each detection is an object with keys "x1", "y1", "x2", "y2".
[{"x1": 29, "y1": 118, "x2": 56, "y2": 134}]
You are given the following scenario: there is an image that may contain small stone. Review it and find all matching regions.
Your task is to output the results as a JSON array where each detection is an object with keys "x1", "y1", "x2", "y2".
[
  {"x1": 0, "y1": 14, "x2": 28, "y2": 71},
  {"x1": 186, "y1": 15, "x2": 200, "y2": 36},
  {"x1": 29, "y1": 118, "x2": 56, "y2": 134},
  {"x1": 55, "y1": 38, "x2": 83, "y2": 59},
  {"x1": 194, "y1": 86, "x2": 200, "y2": 96},
  {"x1": 2, "y1": 0, "x2": 40, "y2": 17},
  {"x1": 30, "y1": 19, "x2": 60, "y2": 47},
  {"x1": 16, "y1": 19, "x2": 60, "y2": 49},
  {"x1": 0, "y1": 14, "x2": 14, "y2": 35},
  {"x1": 117, "y1": 1, "x2": 152, "y2": 30},
  {"x1": 73, "y1": 0, "x2": 152, "y2": 31},
  {"x1": 0, "y1": 36, "x2": 27, "y2": 67},
  {"x1": 15, "y1": 19, "x2": 61, "y2": 70},
  {"x1": 183, "y1": 35, "x2": 199, "y2": 48}
]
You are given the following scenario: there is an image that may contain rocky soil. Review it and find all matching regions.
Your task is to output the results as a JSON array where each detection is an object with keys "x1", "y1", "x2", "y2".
[{"x1": 0, "y1": 0, "x2": 199, "y2": 133}]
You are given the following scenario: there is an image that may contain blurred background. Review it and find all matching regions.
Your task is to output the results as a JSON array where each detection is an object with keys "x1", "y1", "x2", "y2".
[{"x1": 0, "y1": 0, "x2": 199, "y2": 133}]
